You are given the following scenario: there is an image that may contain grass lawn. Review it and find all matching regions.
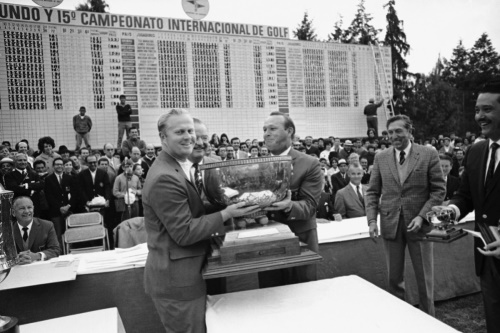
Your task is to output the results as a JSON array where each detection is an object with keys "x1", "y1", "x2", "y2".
[{"x1": 435, "y1": 292, "x2": 486, "y2": 333}]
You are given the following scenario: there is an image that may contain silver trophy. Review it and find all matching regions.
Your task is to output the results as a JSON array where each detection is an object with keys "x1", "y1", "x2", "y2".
[{"x1": 0, "y1": 190, "x2": 19, "y2": 330}]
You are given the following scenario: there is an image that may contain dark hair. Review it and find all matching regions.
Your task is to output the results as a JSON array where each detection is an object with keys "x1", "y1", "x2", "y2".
[
  {"x1": 2, "y1": 141, "x2": 10, "y2": 147},
  {"x1": 478, "y1": 78, "x2": 500, "y2": 99},
  {"x1": 133, "y1": 164, "x2": 142, "y2": 172},
  {"x1": 438, "y1": 153, "x2": 453, "y2": 163},
  {"x1": 239, "y1": 142, "x2": 247, "y2": 149},
  {"x1": 85, "y1": 154, "x2": 97, "y2": 163},
  {"x1": 269, "y1": 111, "x2": 296, "y2": 138},
  {"x1": 386, "y1": 115, "x2": 412, "y2": 132},
  {"x1": 98, "y1": 157, "x2": 109, "y2": 165},
  {"x1": 63, "y1": 158, "x2": 75, "y2": 168},
  {"x1": 119, "y1": 94, "x2": 126, "y2": 99},
  {"x1": 52, "y1": 157, "x2": 64, "y2": 166},
  {"x1": 37, "y1": 136, "x2": 56, "y2": 152},
  {"x1": 231, "y1": 137, "x2": 240, "y2": 144},
  {"x1": 249, "y1": 145, "x2": 259, "y2": 152},
  {"x1": 33, "y1": 160, "x2": 46, "y2": 168},
  {"x1": 220, "y1": 133, "x2": 229, "y2": 142}
]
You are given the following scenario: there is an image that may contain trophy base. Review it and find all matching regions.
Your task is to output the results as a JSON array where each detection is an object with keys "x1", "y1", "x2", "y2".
[
  {"x1": 0, "y1": 316, "x2": 18, "y2": 333},
  {"x1": 425, "y1": 227, "x2": 467, "y2": 243}
]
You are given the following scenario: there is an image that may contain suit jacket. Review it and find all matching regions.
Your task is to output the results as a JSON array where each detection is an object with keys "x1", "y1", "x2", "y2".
[
  {"x1": 449, "y1": 140, "x2": 500, "y2": 275},
  {"x1": 45, "y1": 173, "x2": 80, "y2": 217},
  {"x1": 334, "y1": 184, "x2": 368, "y2": 218},
  {"x1": 331, "y1": 172, "x2": 350, "y2": 197},
  {"x1": 267, "y1": 148, "x2": 322, "y2": 234},
  {"x1": 366, "y1": 144, "x2": 446, "y2": 239},
  {"x1": 445, "y1": 175, "x2": 460, "y2": 201},
  {"x1": 4, "y1": 169, "x2": 44, "y2": 198},
  {"x1": 142, "y1": 151, "x2": 225, "y2": 300},
  {"x1": 304, "y1": 145, "x2": 320, "y2": 157},
  {"x1": 77, "y1": 168, "x2": 111, "y2": 204},
  {"x1": 316, "y1": 192, "x2": 334, "y2": 220},
  {"x1": 13, "y1": 218, "x2": 60, "y2": 260}
]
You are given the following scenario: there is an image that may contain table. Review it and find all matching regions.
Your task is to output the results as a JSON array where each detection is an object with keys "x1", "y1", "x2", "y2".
[
  {"x1": 206, "y1": 275, "x2": 459, "y2": 333},
  {"x1": 317, "y1": 219, "x2": 480, "y2": 305},
  {"x1": 19, "y1": 308, "x2": 125, "y2": 333}
]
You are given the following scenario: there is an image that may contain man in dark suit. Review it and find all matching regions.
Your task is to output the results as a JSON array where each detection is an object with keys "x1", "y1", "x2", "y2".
[
  {"x1": 366, "y1": 115, "x2": 445, "y2": 316},
  {"x1": 5, "y1": 153, "x2": 44, "y2": 217},
  {"x1": 13, "y1": 196, "x2": 60, "y2": 264},
  {"x1": 143, "y1": 109, "x2": 258, "y2": 332},
  {"x1": 334, "y1": 163, "x2": 368, "y2": 219},
  {"x1": 438, "y1": 154, "x2": 460, "y2": 202},
  {"x1": 45, "y1": 157, "x2": 80, "y2": 245},
  {"x1": 262, "y1": 112, "x2": 323, "y2": 286},
  {"x1": 433, "y1": 80, "x2": 500, "y2": 332},
  {"x1": 77, "y1": 154, "x2": 111, "y2": 209},
  {"x1": 331, "y1": 159, "x2": 350, "y2": 198}
]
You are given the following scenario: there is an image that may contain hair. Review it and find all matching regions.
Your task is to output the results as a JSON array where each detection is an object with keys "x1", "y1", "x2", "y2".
[
  {"x1": 52, "y1": 157, "x2": 64, "y2": 166},
  {"x1": 218, "y1": 144, "x2": 228, "y2": 150},
  {"x1": 37, "y1": 136, "x2": 56, "y2": 152},
  {"x1": 157, "y1": 108, "x2": 190, "y2": 134},
  {"x1": 63, "y1": 158, "x2": 75, "y2": 168},
  {"x1": 249, "y1": 145, "x2": 259, "y2": 152},
  {"x1": 80, "y1": 147, "x2": 90, "y2": 154},
  {"x1": 98, "y1": 157, "x2": 109, "y2": 165},
  {"x1": 386, "y1": 115, "x2": 413, "y2": 132},
  {"x1": 239, "y1": 142, "x2": 247, "y2": 149},
  {"x1": 220, "y1": 133, "x2": 229, "y2": 142},
  {"x1": 348, "y1": 162, "x2": 363, "y2": 173},
  {"x1": 12, "y1": 196, "x2": 33, "y2": 209},
  {"x1": 230, "y1": 137, "x2": 240, "y2": 144},
  {"x1": 133, "y1": 164, "x2": 142, "y2": 173},
  {"x1": 2, "y1": 141, "x2": 10, "y2": 147},
  {"x1": 478, "y1": 78, "x2": 500, "y2": 101},
  {"x1": 103, "y1": 143, "x2": 114, "y2": 150},
  {"x1": 324, "y1": 139, "x2": 332, "y2": 146},
  {"x1": 14, "y1": 153, "x2": 27, "y2": 160},
  {"x1": 33, "y1": 160, "x2": 46, "y2": 168},
  {"x1": 269, "y1": 111, "x2": 296, "y2": 138},
  {"x1": 119, "y1": 94, "x2": 126, "y2": 99},
  {"x1": 85, "y1": 154, "x2": 97, "y2": 163},
  {"x1": 15, "y1": 141, "x2": 28, "y2": 151},
  {"x1": 438, "y1": 153, "x2": 453, "y2": 163}
]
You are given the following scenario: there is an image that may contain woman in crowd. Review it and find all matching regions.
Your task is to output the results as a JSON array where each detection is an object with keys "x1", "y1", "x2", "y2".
[
  {"x1": 0, "y1": 157, "x2": 14, "y2": 188},
  {"x1": 327, "y1": 157, "x2": 340, "y2": 178},
  {"x1": 367, "y1": 128, "x2": 377, "y2": 142},
  {"x1": 34, "y1": 136, "x2": 61, "y2": 174},
  {"x1": 63, "y1": 158, "x2": 78, "y2": 177},
  {"x1": 220, "y1": 133, "x2": 229, "y2": 145},
  {"x1": 210, "y1": 134, "x2": 220, "y2": 148},
  {"x1": 249, "y1": 146, "x2": 260, "y2": 158}
]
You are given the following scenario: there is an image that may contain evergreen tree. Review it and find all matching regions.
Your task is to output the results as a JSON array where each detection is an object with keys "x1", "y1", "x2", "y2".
[
  {"x1": 293, "y1": 12, "x2": 317, "y2": 41},
  {"x1": 342, "y1": 0, "x2": 381, "y2": 45},
  {"x1": 441, "y1": 40, "x2": 471, "y2": 90},
  {"x1": 327, "y1": 15, "x2": 345, "y2": 42},
  {"x1": 469, "y1": 33, "x2": 500, "y2": 86},
  {"x1": 76, "y1": 0, "x2": 109, "y2": 13},
  {"x1": 383, "y1": 0, "x2": 410, "y2": 95}
]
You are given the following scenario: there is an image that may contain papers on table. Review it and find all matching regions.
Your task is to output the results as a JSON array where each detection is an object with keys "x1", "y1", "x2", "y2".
[
  {"x1": 317, "y1": 216, "x2": 380, "y2": 244},
  {"x1": 74, "y1": 243, "x2": 148, "y2": 275}
]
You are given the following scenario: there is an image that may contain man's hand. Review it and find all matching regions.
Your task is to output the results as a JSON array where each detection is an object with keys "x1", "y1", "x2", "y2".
[
  {"x1": 316, "y1": 218, "x2": 330, "y2": 224},
  {"x1": 17, "y1": 251, "x2": 40, "y2": 265},
  {"x1": 407, "y1": 216, "x2": 424, "y2": 233},
  {"x1": 60, "y1": 205, "x2": 70, "y2": 215},
  {"x1": 224, "y1": 202, "x2": 261, "y2": 219},
  {"x1": 333, "y1": 214, "x2": 342, "y2": 222},
  {"x1": 369, "y1": 222, "x2": 379, "y2": 241},
  {"x1": 105, "y1": 200, "x2": 109, "y2": 208},
  {"x1": 264, "y1": 190, "x2": 292, "y2": 212},
  {"x1": 477, "y1": 240, "x2": 500, "y2": 260}
]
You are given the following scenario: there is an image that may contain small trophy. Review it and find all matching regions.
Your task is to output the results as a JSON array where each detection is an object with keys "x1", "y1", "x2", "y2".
[{"x1": 424, "y1": 209, "x2": 467, "y2": 243}]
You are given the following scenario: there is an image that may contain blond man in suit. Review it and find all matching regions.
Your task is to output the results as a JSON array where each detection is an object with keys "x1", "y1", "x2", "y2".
[
  {"x1": 366, "y1": 115, "x2": 445, "y2": 316},
  {"x1": 143, "y1": 109, "x2": 258, "y2": 333},
  {"x1": 334, "y1": 163, "x2": 367, "y2": 219}
]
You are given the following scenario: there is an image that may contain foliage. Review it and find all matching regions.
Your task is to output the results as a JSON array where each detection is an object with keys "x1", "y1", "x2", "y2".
[
  {"x1": 383, "y1": 0, "x2": 410, "y2": 95},
  {"x1": 293, "y1": 12, "x2": 317, "y2": 41},
  {"x1": 75, "y1": 0, "x2": 109, "y2": 13},
  {"x1": 341, "y1": 0, "x2": 381, "y2": 45},
  {"x1": 327, "y1": 15, "x2": 344, "y2": 42}
]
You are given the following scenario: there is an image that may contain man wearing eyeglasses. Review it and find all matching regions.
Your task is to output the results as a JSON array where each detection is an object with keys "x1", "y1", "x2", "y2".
[{"x1": 103, "y1": 143, "x2": 121, "y2": 172}]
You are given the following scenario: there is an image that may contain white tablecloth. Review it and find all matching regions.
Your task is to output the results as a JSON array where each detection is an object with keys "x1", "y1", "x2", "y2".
[{"x1": 206, "y1": 275, "x2": 458, "y2": 333}]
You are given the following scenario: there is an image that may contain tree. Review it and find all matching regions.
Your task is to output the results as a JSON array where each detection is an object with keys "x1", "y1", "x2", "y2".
[
  {"x1": 383, "y1": 0, "x2": 410, "y2": 95},
  {"x1": 341, "y1": 0, "x2": 381, "y2": 45},
  {"x1": 441, "y1": 40, "x2": 471, "y2": 90},
  {"x1": 76, "y1": 0, "x2": 109, "y2": 12},
  {"x1": 327, "y1": 15, "x2": 345, "y2": 42},
  {"x1": 469, "y1": 33, "x2": 500, "y2": 86},
  {"x1": 293, "y1": 12, "x2": 317, "y2": 41}
]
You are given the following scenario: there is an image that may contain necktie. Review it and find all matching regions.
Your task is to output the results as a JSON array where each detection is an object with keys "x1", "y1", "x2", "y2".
[
  {"x1": 356, "y1": 185, "x2": 364, "y2": 207},
  {"x1": 22, "y1": 227, "x2": 29, "y2": 242},
  {"x1": 399, "y1": 151, "x2": 406, "y2": 165},
  {"x1": 193, "y1": 163, "x2": 203, "y2": 195},
  {"x1": 485, "y1": 143, "x2": 499, "y2": 192},
  {"x1": 57, "y1": 174, "x2": 62, "y2": 185}
]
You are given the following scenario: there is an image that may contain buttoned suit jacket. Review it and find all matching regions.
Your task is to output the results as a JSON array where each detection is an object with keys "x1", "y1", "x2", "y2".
[
  {"x1": 142, "y1": 151, "x2": 225, "y2": 300},
  {"x1": 77, "y1": 168, "x2": 111, "y2": 203},
  {"x1": 449, "y1": 140, "x2": 500, "y2": 275},
  {"x1": 267, "y1": 148, "x2": 323, "y2": 234},
  {"x1": 365, "y1": 144, "x2": 446, "y2": 239},
  {"x1": 334, "y1": 184, "x2": 368, "y2": 218},
  {"x1": 331, "y1": 172, "x2": 350, "y2": 197},
  {"x1": 13, "y1": 217, "x2": 60, "y2": 259},
  {"x1": 45, "y1": 173, "x2": 80, "y2": 217},
  {"x1": 4, "y1": 169, "x2": 44, "y2": 198}
]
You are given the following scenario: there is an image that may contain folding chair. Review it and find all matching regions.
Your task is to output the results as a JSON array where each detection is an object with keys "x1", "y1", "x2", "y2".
[{"x1": 62, "y1": 212, "x2": 110, "y2": 254}]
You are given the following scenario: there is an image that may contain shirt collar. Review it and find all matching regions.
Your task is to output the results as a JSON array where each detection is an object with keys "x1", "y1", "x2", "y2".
[
  {"x1": 489, "y1": 138, "x2": 500, "y2": 148},
  {"x1": 349, "y1": 182, "x2": 362, "y2": 193},
  {"x1": 16, "y1": 168, "x2": 26, "y2": 173},
  {"x1": 395, "y1": 141, "x2": 412, "y2": 160},
  {"x1": 18, "y1": 220, "x2": 33, "y2": 235},
  {"x1": 271, "y1": 146, "x2": 292, "y2": 156}
]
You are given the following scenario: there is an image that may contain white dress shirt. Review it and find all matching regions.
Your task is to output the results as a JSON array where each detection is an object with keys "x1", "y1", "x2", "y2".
[{"x1": 17, "y1": 221, "x2": 45, "y2": 261}]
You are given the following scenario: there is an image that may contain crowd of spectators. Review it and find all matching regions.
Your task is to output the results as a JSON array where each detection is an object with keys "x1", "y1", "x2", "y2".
[{"x1": 0, "y1": 126, "x2": 479, "y2": 258}]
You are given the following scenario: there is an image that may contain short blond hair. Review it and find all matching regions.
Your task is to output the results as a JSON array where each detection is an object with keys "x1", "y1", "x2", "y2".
[{"x1": 157, "y1": 109, "x2": 191, "y2": 134}]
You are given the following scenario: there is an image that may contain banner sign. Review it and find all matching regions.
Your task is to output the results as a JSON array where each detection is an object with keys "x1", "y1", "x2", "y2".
[{"x1": 0, "y1": 3, "x2": 290, "y2": 38}]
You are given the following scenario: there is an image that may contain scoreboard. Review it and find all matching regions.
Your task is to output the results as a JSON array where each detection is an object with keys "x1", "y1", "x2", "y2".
[{"x1": 0, "y1": 3, "x2": 392, "y2": 148}]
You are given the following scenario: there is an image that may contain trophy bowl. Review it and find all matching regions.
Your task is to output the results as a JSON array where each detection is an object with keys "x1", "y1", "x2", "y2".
[{"x1": 200, "y1": 156, "x2": 292, "y2": 227}]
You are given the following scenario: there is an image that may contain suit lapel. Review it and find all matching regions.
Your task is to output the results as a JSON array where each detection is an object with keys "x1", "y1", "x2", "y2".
[
  {"x1": 401, "y1": 145, "x2": 420, "y2": 185},
  {"x1": 28, "y1": 218, "x2": 40, "y2": 250},
  {"x1": 13, "y1": 222, "x2": 24, "y2": 252},
  {"x1": 386, "y1": 147, "x2": 400, "y2": 185},
  {"x1": 484, "y1": 141, "x2": 500, "y2": 198},
  {"x1": 476, "y1": 142, "x2": 489, "y2": 200},
  {"x1": 347, "y1": 185, "x2": 362, "y2": 207}
]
